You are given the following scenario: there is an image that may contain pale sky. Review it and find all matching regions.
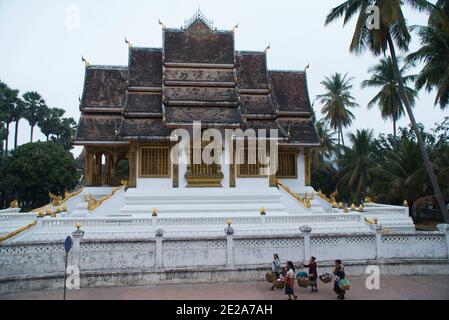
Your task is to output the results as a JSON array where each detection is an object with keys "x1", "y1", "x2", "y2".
[{"x1": 0, "y1": 0, "x2": 447, "y2": 157}]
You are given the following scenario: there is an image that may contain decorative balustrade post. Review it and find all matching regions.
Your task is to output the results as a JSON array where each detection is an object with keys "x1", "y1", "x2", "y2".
[
  {"x1": 371, "y1": 224, "x2": 383, "y2": 259},
  {"x1": 155, "y1": 228, "x2": 164, "y2": 268},
  {"x1": 437, "y1": 224, "x2": 449, "y2": 259},
  {"x1": 300, "y1": 225, "x2": 312, "y2": 264},
  {"x1": 225, "y1": 225, "x2": 235, "y2": 268},
  {"x1": 70, "y1": 224, "x2": 85, "y2": 269}
]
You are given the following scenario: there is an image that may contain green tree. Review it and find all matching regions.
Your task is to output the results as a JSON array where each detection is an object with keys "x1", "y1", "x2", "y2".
[
  {"x1": 3, "y1": 141, "x2": 79, "y2": 209},
  {"x1": 38, "y1": 107, "x2": 65, "y2": 141},
  {"x1": 0, "y1": 82, "x2": 22, "y2": 155},
  {"x1": 23, "y1": 91, "x2": 47, "y2": 142},
  {"x1": 362, "y1": 57, "x2": 417, "y2": 140},
  {"x1": 312, "y1": 118, "x2": 337, "y2": 162},
  {"x1": 51, "y1": 117, "x2": 77, "y2": 151},
  {"x1": 336, "y1": 129, "x2": 377, "y2": 203},
  {"x1": 325, "y1": 0, "x2": 449, "y2": 222},
  {"x1": 408, "y1": 1, "x2": 449, "y2": 109},
  {"x1": 316, "y1": 73, "x2": 359, "y2": 147}
]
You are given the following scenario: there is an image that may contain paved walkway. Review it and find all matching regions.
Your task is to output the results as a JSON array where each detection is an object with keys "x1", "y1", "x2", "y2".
[{"x1": 1, "y1": 276, "x2": 449, "y2": 300}]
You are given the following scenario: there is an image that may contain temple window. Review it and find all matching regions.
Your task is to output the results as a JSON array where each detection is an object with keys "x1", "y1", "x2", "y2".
[
  {"x1": 237, "y1": 146, "x2": 266, "y2": 178},
  {"x1": 276, "y1": 152, "x2": 297, "y2": 179},
  {"x1": 139, "y1": 147, "x2": 170, "y2": 177}
]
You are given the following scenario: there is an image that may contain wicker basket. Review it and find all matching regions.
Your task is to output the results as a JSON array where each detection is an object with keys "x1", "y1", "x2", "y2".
[
  {"x1": 319, "y1": 273, "x2": 333, "y2": 284},
  {"x1": 274, "y1": 279, "x2": 285, "y2": 289},
  {"x1": 297, "y1": 277, "x2": 310, "y2": 288},
  {"x1": 265, "y1": 272, "x2": 275, "y2": 283}
]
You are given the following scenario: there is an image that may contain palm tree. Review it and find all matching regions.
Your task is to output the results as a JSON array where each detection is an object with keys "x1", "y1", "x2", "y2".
[
  {"x1": 23, "y1": 92, "x2": 47, "y2": 142},
  {"x1": 317, "y1": 73, "x2": 359, "y2": 147},
  {"x1": 325, "y1": 0, "x2": 449, "y2": 222},
  {"x1": 0, "y1": 83, "x2": 22, "y2": 154},
  {"x1": 313, "y1": 119, "x2": 337, "y2": 162},
  {"x1": 12, "y1": 97, "x2": 25, "y2": 150},
  {"x1": 361, "y1": 57, "x2": 418, "y2": 140},
  {"x1": 336, "y1": 129, "x2": 377, "y2": 202},
  {"x1": 38, "y1": 107, "x2": 65, "y2": 141},
  {"x1": 407, "y1": 1, "x2": 449, "y2": 109}
]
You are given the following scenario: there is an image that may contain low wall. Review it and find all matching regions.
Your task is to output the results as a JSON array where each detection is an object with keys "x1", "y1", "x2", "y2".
[{"x1": 1, "y1": 225, "x2": 449, "y2": 295}]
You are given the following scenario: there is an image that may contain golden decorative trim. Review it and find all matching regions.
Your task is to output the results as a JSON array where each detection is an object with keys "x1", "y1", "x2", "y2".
[
  {"x1": 86, "y1": 182, "x2": 127, "y2": 211},
  {"x1": 275, "y1": 179, "x2": 311, "y2": 210},
  {"x1": 32, "y1": 188, "x2": 84, "y2": 213},
  {"x1": 9, "y1": 199, "x2": 19, "y2": 208},
  {"x1": 0, "y1": 220, "x2": 37, "y2": 243}
]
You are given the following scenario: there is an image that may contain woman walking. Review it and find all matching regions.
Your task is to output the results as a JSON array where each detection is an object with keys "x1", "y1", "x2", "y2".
[
  {"x1": 303, "y1": 256, "x2": 318, "y2": 292},
  {"x1": 285, "y1": 261, "x2": 298, "y2": 300},
  {"x1": 333, "y1": 259, "x2": 346, "y2": 300},
  {"x1": 270, "y1": 254, "x2": 282, "y2": 290}
]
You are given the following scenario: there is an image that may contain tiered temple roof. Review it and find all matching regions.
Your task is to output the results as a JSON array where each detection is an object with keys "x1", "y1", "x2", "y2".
[{"x1": 74, "y1": 13, "x2": 320, "y2": 147}]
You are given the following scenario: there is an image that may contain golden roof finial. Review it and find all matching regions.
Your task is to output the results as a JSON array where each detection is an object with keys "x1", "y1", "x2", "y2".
[
  {"x1": 304, "y1": 62, "x2": 310, "y2": 71},
  {"x1": 158, "y1": 18, "x2": 166, "y2": 29},
  {"x1": 152, "y1": 207, "x2": 158, "y2": 217},
  {"x1": 264, "y1": 43, "x2": 271, "y2": 54},
  {"x1": 81, "y1": 55, "x2": 91, "y2": 67},
  {"x1": 403, "y1": 200, "x2": 409, "y2": 207},
  {"x1": 125, "y1": 37, "x2": 133, "y2": 48},
  {"x1": 260, "y1": 207, "x2": 266, "y2": 215}
]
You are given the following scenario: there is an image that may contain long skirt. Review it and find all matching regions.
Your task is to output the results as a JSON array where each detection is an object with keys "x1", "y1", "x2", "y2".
[{"x1": 285, "y1": 284, "x2": 294, "y2": 295}]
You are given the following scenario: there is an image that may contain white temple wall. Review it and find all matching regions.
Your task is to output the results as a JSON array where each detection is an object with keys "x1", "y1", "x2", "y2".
[{"x1": 1, "y1": 228, "x2": 449, "y2": 294}]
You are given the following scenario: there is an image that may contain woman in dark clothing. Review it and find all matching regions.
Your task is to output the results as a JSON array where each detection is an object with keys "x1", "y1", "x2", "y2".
[
  {"x1": 285, "y1": 261, "x2": 298, "y2": 300},
  {"x1": 333, "y1": 259, "x2": 346, "y2": 300},
  {"x1": 303, "y1": 256, "x2": 318, "y2": 292}
]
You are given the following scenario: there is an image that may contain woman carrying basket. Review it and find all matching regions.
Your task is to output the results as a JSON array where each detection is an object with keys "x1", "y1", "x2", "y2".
[
  {"x1": 285, "y1": 261, "x2": 298, "y2": 300},
  {"x1": 333, "y1": 260, "x2": 346, "y2": 300},
  {"x1": 303, "y1": 256, "x2": 318, "y2": 293},
  {"x1": 270, "y1": 254, "x2": 282, "y2": 291}
]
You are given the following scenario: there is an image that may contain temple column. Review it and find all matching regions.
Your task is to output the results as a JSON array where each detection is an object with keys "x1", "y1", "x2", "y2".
[
  {"x1": 93, "y1": 153, "x2": 102, "y2": 186},
  {"x1": 104, "y1": 152, "x2": 110, "y2": 186},
  {"x1": 110, "y1": 152, "x2": 118, "y2": 186},
  {"x1": 128, "y1": 144, "x2": 137, "y2": 188},
  {"x1": 229, "y1": 141, "x2": 236, "y2": 188},
  {"x1": 85, "y1": 149, "x2": 94, "y2": 186},
  {"x1": 304, "y1": 148, "x2": 311, "y2": 186}
]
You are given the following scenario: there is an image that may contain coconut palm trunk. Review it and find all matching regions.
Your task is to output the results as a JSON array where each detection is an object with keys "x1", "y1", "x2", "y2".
[
  {"x1": 30, "y1": 125, "x2": 34, "y2": 142},
  {"x1": 14, "y1": 120, "x2": 19, "y2": 150},
  {"x1": 387, "y1": 34, "x2": 449, "y2": 222},
  {"x1": 4, "y1": 123, "x2": 9, "y2": 156}
]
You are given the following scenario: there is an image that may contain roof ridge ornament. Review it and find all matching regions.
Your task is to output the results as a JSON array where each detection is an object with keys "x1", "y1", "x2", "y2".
[
  {"x1": 81, "y1": 55, "x2": 90, "y2": 67},
  {"x1": 184, "y1": 8, "x2": 215, "y2": 30},
  {"x1": 264, "y1": 43, "x2": 271, "y2": 54},
  {"x1": 158, "y1": 18, "x2": 166, "y2": 29},
  {"x1": 125, "y1": 37, "x2": 133, "y2": 48}
]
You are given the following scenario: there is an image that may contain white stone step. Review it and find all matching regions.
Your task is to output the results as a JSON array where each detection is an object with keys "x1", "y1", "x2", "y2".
[{"x1": 120, "y1": 187, "x2": 288, "y2": 216}]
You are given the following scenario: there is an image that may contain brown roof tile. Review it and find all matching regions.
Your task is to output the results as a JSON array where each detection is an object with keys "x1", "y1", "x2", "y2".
[
  {"x1": 75, "y1": 114, "x2": 122, "y2": 142},
  {"x1": 81, "y1": 66, "x2": 128, "y2": 109},
  {"x1": 128, "y1": 48, "x2": 162, "y2": 88},
  {"x1": 236, "y1": 52, "x2": 269, "y2": 90},
  {"x1": 269, "y1": 71, "x2": 312, "y2": 113},
  {"x1": 119, "y1": 118, "x2": 172, "y2": 140},
  {"x1": 164, "y1": 24, "x2": 235, "y2": 64},
  {"x1": 164, "y1": 106, "x2": 241, "y2": 126},
  {"x1": 124, "y1": 92, "x2": 162, "y2": 114}
]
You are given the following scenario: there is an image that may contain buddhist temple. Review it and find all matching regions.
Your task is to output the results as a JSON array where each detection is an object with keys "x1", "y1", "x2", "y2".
[{"x1": 74, "y1": 11, "x2": 320, "y2": 192}]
